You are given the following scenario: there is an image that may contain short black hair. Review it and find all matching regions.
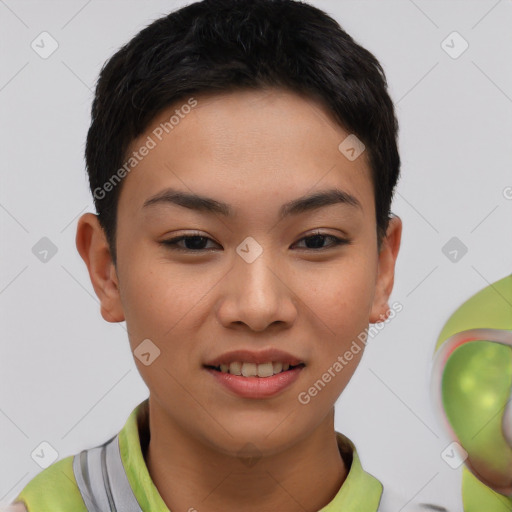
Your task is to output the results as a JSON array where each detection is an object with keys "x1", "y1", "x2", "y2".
[{"x1": 85, "y1": 0, "x2": 400, "y2": 266}]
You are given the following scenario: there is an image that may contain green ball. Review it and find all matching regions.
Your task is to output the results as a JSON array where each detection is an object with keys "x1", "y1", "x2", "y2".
[{"x1": 432, "y1": 274, "x2": 512, "y2": 510}]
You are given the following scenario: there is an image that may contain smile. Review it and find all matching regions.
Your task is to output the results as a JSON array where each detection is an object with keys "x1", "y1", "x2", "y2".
[{"x1": 206, "y1": 361, "x2": 306, "y2": 377}]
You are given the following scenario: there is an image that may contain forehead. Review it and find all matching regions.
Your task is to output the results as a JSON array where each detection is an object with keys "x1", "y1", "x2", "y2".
[{"x1": 117, "y1": 87, "x2": 373, "y2": 221}]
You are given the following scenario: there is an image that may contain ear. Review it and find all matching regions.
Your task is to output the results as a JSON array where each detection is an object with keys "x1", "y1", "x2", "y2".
[
  {"x1": 75, "y1": 213, "x2": 125, "y2": 323},
  {"x1": 369, "y1": 215, "x2": 402, "y2": 323}
]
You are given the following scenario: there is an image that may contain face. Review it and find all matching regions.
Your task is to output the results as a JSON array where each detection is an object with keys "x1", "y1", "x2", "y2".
[{"x1": 77, "y1": 87, "x2": 401, "y2": 457}]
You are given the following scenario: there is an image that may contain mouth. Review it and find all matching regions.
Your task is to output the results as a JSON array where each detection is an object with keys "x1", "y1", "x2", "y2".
[
  {"x1": 204, "y1": 361, "x2": 306, "y2": 399},
  {"x1": 204, "y1": 361, "x2": 306, "y2": 378}
]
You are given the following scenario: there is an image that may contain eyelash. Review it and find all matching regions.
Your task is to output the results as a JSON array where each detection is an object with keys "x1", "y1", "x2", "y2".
[{"x1": 160, "y1": 231, "x2": 351, "y2": 252}]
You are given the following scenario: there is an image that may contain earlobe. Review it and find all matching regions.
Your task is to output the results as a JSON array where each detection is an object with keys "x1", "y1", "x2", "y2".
[
  {"x1": 75, "y1": 213, "x2": 125, "y2": 323},
  {"x1": 369, "y1": 215, "x2": 402, "y2": 324}
]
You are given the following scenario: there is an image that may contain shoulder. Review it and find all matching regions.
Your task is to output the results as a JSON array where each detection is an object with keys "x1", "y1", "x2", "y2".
[
  {"x1": 10, "y1": 401, "x2": 146, "y2": 512},
  {"x1": 10, "y1": 455, "x2": 87, "y2": 512}
]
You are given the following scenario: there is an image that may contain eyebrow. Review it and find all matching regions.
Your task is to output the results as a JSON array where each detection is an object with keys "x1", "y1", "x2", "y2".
[{"x1": 142, "y1": 187, "x2": 362, "y2": 220}]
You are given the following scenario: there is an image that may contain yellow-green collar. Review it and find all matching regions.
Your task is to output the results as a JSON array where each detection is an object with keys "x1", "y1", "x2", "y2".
[{"x1": 119, "y1": 399, "x2": 383, "y2": 511}]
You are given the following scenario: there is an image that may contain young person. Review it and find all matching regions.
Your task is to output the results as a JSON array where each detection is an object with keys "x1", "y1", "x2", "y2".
[{"x1": 8, "y1": 0, "x2": 450, "y2": 510}]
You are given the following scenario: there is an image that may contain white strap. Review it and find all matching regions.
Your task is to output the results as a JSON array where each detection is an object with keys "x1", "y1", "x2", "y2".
[{"x1": 72, "y1": 434, "x2": 143, "y2": 511}]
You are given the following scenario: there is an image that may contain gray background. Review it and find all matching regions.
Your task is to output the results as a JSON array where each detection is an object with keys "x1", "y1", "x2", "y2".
[{"x1": 1, "y1": 0, "x2": 511, "y2": 509}]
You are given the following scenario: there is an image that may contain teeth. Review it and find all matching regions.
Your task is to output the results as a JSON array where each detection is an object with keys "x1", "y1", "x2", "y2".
[
  {"x1": 273, "y1": 362, "x2": 283, "y2": 374},
  {"x1": 241, "y1": 362, "x2": 258, "y2": 377},
  {"x1": 256, "y1": 362, "x2": 273, "y2": 377},
  {"x1": 229, "y1": 362, "x2": 242, "y2": 375},
  {"x1": 216, "y1": 361, "x2": 298, "y2": 377}
]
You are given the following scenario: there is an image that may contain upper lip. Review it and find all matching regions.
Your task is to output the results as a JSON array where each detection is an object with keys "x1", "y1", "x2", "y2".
[{"x1": 204, "y1": 348, "x2": 305, "y2": 367}]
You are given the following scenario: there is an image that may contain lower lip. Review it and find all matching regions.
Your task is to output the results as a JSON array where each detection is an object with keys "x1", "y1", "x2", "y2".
[{"x1": 205, "y1": 366, "x2": 304, "y2": 399}]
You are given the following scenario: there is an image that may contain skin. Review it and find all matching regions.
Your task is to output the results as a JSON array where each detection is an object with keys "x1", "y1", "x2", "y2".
[{"x1": 74, "y1": 87, "x2": 402, "y2": 512}]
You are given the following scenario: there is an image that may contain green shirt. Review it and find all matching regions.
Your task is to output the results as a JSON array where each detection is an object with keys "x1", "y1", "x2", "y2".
[{"x1": 14, "y1": 398, "x2": 384, "y2": 511}]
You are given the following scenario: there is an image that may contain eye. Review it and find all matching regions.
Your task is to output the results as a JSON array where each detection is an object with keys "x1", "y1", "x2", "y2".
[
  {"x1": 160, "y1": 231, "x2": 350, "y2": 252},
  {"x1": 292, "y1": 231, "x2": 351, "y2": 250},
  {"x1": 160, "y1": 233, "x2": 220, "y2": 252}
]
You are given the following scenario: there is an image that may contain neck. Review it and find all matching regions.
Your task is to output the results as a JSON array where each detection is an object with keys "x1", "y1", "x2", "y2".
[{"x1": 144, "y1": 399, "x2": 348, "y2": 512}]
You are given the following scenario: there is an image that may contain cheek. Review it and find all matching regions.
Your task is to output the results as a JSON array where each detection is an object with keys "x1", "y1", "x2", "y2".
[
  {"x1": 117, "y1": 253, "x2": 217, "y2": 366},
  {"x1": 118, "y1": 263, "x2": 200, "y2": 390},
  {"x1": 117, "y1": 258, "x2": 187, "y2": 347},
  {"x1": 307, "y1": 253, "x2": 377, "y2": 335},
  {"x1": 300, "y1": 249, "x2": 376, "y2": 400}
]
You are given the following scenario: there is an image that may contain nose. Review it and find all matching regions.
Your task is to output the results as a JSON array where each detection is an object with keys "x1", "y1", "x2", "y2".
[{"x1": 215, "y1": 247, "x2": 297, "y2": 332}]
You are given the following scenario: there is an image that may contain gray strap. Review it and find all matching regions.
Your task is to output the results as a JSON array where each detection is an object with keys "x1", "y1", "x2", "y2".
[
  {"x1": 105, "y1": 433, "x2": 143, "y2": 510},
  {"x1": 73, "y1": 444, "x2": 110, "y2": 512},
  {"x1": 73, "y1": 434, "x2": 144, "y2": 511}
]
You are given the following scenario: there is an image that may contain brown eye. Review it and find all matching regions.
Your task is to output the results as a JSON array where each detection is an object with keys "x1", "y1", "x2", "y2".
[
  {"x1": 161, "y1": 234, "x2": 220, "y2": 251},
  {"x1": 293, "y1": 233, "x2": 350, "y2": 250}
]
